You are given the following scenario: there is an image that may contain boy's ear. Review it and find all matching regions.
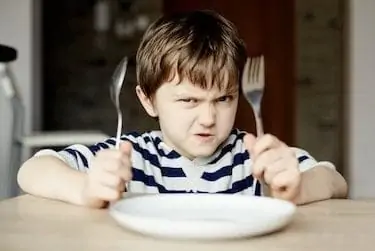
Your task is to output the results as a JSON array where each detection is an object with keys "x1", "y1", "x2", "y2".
[{"x1": 135, "y1": 85, "x2": 158, "y2": 117}]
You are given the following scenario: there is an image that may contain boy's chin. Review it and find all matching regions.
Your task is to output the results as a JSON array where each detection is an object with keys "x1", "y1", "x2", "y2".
[{"x1": 188, "y1": 147, "x2": 218, "y2": 159}]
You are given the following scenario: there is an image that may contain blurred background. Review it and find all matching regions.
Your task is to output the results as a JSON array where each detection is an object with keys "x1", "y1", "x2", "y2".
[{"x1": 0, "y1": 0, "x2": 373, "y2": 200}]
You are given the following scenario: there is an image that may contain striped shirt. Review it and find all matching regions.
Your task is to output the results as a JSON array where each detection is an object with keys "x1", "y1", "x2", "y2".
[{"x1": 35, "y1": 129, "x2": 334, "y2": 196}]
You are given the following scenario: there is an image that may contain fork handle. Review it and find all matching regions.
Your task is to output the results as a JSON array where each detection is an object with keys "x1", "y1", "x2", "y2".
[
  {"x1": 254, "y1": 115, "x2": 264, "y2": 137},
  {"x1": 253, "y1": 113, "x2": 272, "y2": 197}
]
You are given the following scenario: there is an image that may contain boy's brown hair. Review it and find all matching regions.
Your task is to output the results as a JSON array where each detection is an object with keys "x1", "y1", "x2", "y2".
[{"x1": 136, "y1": 10, "x2": 247, "y2": 98}]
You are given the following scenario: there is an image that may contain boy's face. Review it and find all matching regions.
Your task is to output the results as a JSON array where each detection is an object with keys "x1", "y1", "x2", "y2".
[{"x1": 137, "y1": 75, "x2": 238, "y2": 159}]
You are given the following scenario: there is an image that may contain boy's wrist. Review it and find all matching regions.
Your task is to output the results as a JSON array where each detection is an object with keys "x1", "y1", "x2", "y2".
[{"x1": 294, "y1": 166, "x2": 334, "y2": 205}]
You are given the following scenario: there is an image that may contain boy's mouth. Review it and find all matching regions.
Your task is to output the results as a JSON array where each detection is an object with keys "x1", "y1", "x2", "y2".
[{"x1": 196, "y1": 133, "x2": 214, "y2": 138}]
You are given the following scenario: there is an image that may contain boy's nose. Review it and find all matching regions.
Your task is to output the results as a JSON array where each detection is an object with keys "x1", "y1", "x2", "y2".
[{"x1": 198, "y1": 104, "x2": 216, "y2": 127}]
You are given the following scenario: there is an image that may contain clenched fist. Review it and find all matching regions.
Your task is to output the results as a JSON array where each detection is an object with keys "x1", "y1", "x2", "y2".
[
  {"x1": 244, "y1": 133, "x2": 301, "y2": 202},
  {"x1": 80, "y1": 142, "x2": 133, "y2": 207}
]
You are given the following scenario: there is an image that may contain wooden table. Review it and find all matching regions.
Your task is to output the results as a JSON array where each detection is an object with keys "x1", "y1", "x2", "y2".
[{"x1": 1, "y1": 195, "x2": 375, "y2": 250}]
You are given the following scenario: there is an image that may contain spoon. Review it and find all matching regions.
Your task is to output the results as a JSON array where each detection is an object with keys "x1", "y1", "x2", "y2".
[{"x1": 110, "y1": 57, "x2": 128, "y2": 149}]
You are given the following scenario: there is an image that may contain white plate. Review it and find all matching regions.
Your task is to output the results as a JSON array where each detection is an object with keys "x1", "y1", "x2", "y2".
[{"x1": 109, "y1": 193, "x2": 296, "y2": 240}]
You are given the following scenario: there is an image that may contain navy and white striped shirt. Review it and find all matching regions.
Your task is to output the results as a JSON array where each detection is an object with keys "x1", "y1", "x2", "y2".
[{"x1": 35, "y1": 129, "x2": 334, "y2": 196}]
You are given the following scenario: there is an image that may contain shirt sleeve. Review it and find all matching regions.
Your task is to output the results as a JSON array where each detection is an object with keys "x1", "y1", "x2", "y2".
[
  {"x1": 33, "y1": 137, "x2": 120, "y2": 172},
  {"x1": 292, "y1": 147, "x2": 336, "y2": 172}
]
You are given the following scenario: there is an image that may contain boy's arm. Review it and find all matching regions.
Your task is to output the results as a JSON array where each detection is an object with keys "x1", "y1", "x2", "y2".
[
  {"x1": 17, "y1": 155, "x2": 105, "y2": 208},
  {"x1": 294, "y1": 165, "x2": 348, "y2": 205}
]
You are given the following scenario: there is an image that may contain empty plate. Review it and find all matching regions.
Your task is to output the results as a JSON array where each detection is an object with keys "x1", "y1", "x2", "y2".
[{"x1": 109, "y1": 193, "x2": 296, "y2": 240}]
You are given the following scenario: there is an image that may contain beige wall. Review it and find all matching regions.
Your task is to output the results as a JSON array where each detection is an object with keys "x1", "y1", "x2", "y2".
[
  {"x1": 346, "y1": 0, "x2": 375, "y2": 199},
  {"x1": 295, "y1": 0, "x2": 375, "y2": 199},
  {"x1": 296, "y1": 0, "x2": 343, "y2": 173}
]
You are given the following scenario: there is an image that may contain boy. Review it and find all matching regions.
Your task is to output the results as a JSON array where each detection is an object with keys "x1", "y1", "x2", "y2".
[{"x1": 17, "y1": 10, "x2": 347, "y2": 208}]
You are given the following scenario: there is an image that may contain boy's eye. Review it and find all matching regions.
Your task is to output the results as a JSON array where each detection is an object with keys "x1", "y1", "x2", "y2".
[
  {"x1": 179, "y1": 98, "x2": 198, "y2": 103},
  {"x1": 216, "y1": 96, "x2": 232, "y2": 102}
]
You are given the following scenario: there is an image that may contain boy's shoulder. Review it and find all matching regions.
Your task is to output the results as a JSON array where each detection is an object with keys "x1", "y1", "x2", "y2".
[{"x1": 120, "y1": 130, "x2": 162, "y2": 144}]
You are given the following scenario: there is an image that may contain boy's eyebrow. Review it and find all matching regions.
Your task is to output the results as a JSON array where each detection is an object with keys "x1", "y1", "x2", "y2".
[
  {"x1": 222, "y1": 87, "x2": 239, "y2": 96},
  {"x1": 173, "y1": 87, "x2": 239, "y2": 97},
  {"x1": 173, "y1": 92, "x2": 202, "y2": 98}
]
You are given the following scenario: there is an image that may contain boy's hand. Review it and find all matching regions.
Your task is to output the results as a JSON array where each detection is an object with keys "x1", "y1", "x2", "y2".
[
  {"x1": 81, "y1": 142, "x2": 133, "y2": 207},
  {"x1": 244, "y1": 133, "x2": 301, "y2": 202}
]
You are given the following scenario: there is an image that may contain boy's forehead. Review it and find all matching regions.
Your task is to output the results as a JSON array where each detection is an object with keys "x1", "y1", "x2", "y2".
[{"x1": 168, "y1": 78, "x2": 237, "y2": 95}]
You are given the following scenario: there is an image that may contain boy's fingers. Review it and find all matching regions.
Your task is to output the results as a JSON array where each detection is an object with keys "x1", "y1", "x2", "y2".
[
  {"x1": 118, "y1": 164, "x2": 133, "y2": 181},
  {"x1": 262, "y1": 159, "x2": 285, "y2": 185},
  {"x1": 244, "y1": 133, "x2": 257, "y2": 155},
  {"x1": 103, "y1": 158, "x2": 132, "y2": 181},
  {"x1": 270, "y1": 169, "x2": 300, "y2": 201},
  {"x1": 252, "y1": 165, "x2": 265, "y2": 180},
  {"x1": 244, "y1": 133, "x2": 264, "y2": 180},
  {"x1": 255, "y1": 147, "x2": 293, "y2": 183},
  {"x1": 120, "y1": 141, "x2": 132, "y2": 156},
  {"x1": 95, "y1": 185, "x2": 122, "y2": 201},
  {"x1": 99, "y1": 172, "x2": 122, "y2": 189},
  {"x1": 252, "y1": 134, "x2": 284, "y2": 157}
]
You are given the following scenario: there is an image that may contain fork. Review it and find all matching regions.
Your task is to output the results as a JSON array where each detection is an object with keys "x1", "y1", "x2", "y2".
[{"x1": 241, "y1": 55, "x2": 267, "y2": 196}]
